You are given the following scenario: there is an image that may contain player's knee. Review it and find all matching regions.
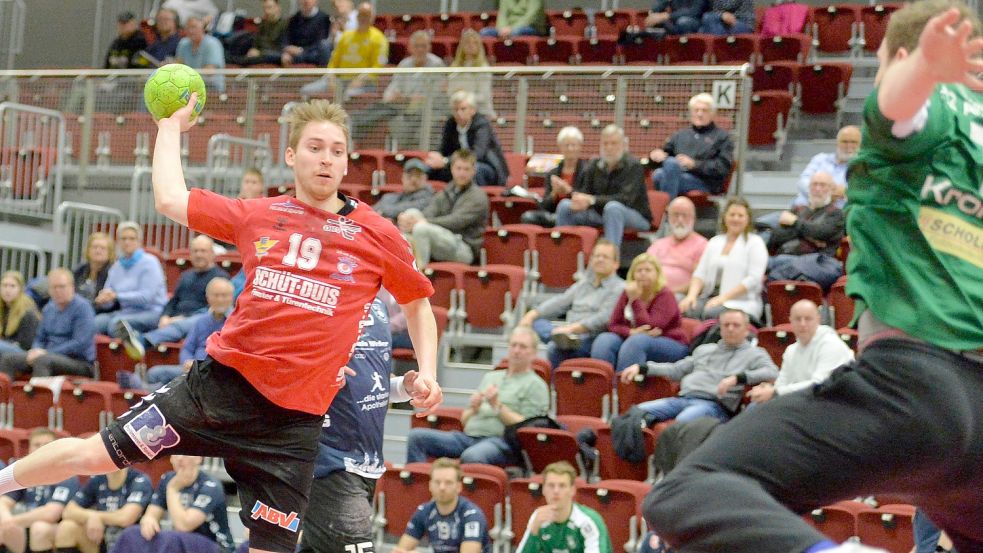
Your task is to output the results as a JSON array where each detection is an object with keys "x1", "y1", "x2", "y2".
[
  {"x1": 55, "y1": 519, "x2": 81, "y2": 544},
  {"x1": 68, "y1": 436, "x2": 119, "y2": 475}
]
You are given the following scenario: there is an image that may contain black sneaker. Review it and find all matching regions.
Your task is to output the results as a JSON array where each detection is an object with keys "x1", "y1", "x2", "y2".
[
  {"x1": 552, "y1": 332, "x2": 582, "y2": 351},
  {"x1": 115, "y1": 320, "x2": 146, "y2": 361}
]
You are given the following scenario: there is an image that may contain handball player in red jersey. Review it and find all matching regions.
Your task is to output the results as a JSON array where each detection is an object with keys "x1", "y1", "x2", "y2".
[{"x1": 0, "y1": 96, "x2": 444, "y2": 553}]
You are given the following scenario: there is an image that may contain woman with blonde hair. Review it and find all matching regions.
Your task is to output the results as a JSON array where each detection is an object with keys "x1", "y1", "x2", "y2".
[
  {"x1": 590, "y1": 253, "x2": 689, "y2": 373},
  {"x1": 447, "y1": 29, "x2": 496, "y2": 118},
  {"x1": 72, "y1": 231, "x2": 115, "y2": 306},
  {"x1": 678, "y1": 196, "x2": 767, "y2": 321},
  {"x1": 0, "y1": 271, "x2": 40, "y2": 354}
]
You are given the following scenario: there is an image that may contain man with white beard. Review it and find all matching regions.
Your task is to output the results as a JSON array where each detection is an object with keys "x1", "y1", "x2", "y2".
[
  {"x1": 646, "y1": 197, "x2": 708, "y2": 300},
  {"x1": 766, "y1": 171, "x2": 845, "y2": 270},
  {"x1": 791, "y1": 125, "x2": 861, "y2": 210}
]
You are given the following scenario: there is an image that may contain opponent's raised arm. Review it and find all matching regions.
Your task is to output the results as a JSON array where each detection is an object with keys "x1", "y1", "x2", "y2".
[{"x1": 151, "y1": 93, "x2": 199, "y2": 226}]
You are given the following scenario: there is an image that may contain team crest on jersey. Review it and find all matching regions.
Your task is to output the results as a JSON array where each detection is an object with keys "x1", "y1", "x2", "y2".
[
  {"x1": 123, "y1": 404, "x2": 181, "y2": 459},
  {"x1": 330, "y1": 255, "x2": 358, "y2": 282},
  {"x1": 323, "y1": 217, "x2": 362, "y2": 240},
  {"x1": 270, "y1": 200, "x2": 305, "y2": 215},
  {"x1": 254, "y1": 237, "x2": 279, "y2": 259}
]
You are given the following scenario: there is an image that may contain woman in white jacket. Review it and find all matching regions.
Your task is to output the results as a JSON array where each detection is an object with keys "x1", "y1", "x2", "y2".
[{"x1": 678, "y1": 197, "x2": 767, "y2": 321}]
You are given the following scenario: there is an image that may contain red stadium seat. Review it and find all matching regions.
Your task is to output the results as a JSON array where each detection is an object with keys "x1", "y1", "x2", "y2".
[
  {"x1": 481, "y1": 224, "x2": 537, "y2": 268},
  {"x1": 532, "y1": 226, "x2": 598, "y2": 289},
  {"x1": 617, "y1": 374, "x2": 679, "y2": 415},
  {"x1": 860, "y1": 4, "x2": 900, "y2": 54},
  {"x1": 508, "y1": 477, "x2": 549, "y2": 546},
  {"x1": 216, "y1": 251, "x2": 242, "y2": 275},
  {"x1": 459, "y1": 466, "x2": 508, "y2": 547},
  {"x1": 346, "y1": 150, "x2": 382, "y2": 186},
  {"x1": 389, "y1": 13, "x2": 429, "y2": 36},
  {"x1": 422, "y1": 262, "x2": 467, "y2": 311},
  {"x1": 534, "y1": 37, "x2": 576, "y2": 64},
  {"x1": 593, "y1": 10, "x2": 633, "y2": 39},
  {"x1": 488, "y1": 197, "x2": 539, "y2": 227},
  {"x1": 710, "y1": 34, "x2": 757, "y2": 65},
  {"x1": 798, "y1": 63, "x2": 853, "y2": 119},
  {"x1": 376, "y1": 463, "x2": 432, "y2": 541},
  {"x1": 491, "y1": 38, "x2": 536, "y2": 65},
  {"x1": 553, "y1": 361, "x2": 614, "y2": 419},
  {"x1": 163, "y1": 248, "x2": 190, "y2": 295},
  {"x1": 576, "y1": 38, "x2": 620, "y2": 64},
  {"x1": 595, "y1": 425, "x2": 659, "y2": 481},
  {"x1": 576, "y1": 480, "x2": 651, "y2": 553},
  {"x1": 622, "y1": 35, "x2": 667, "y2": 64},
  {"x1": 755, "y1": 324, "x2": 795, "y2": 366},
  {"x1": 431, "y1": 13, "x2": 468, "y2": 38},
  {"x1": 856, "y1": 505, "x2": 915, "y2": 553},
  {"x1": 828, "y1": 278, "x2": 853, "y2": 330},
  {"x1": 10, "y1": 382, "x2": 55, "y2": 429},
  {"x1": 747, "y1": 91, "x2": 793, "y2": 147},
  {"x1": 410, "y1": 406, "x2": 464, "y2": 432},
  {"x1": 57, "y1": 384, "x2": 113, "y2": 435},
  {"x1": 0, "y1": 428, "x2": 27, "y2": 463},
  {"x1": 95, "y1": 335, "x2": 139, "y2": 384},
  {"x1": 144, "y1": 341, "x2": 183, "y2": 369},
  {"x1": 109, "y1": 388, "x2": 147, "y2": 419},
  {"x1": 381, "y1": 151, "x2": 427, "y2": 182},
  {"x1": 752, "y1": 61, "x2": 799, "y2": 93},
  {"x1": 664, "y1": 34, "x2": 712, "y2": 65},
  {"x1": 517, "y1": 427, "x2": 586, "y2": 476},
  {"x1": 547, "y1": 9, "x2": 589, "y2": 38},
  {"x1": 758, "y1": 33, "x2": 811, "y2": 63},
  {"x1": 767, "y1": 280, "x2": 824, "y2": 326},
  {"x1": 459, "y1": 265, "x2": 525, "y2": 330},
  {"x1": 803, "y1": 500, "x2": 866, "y2": 543},
  {"x1": 811, "y1": 5, "x2": 860, "y2": 54}
]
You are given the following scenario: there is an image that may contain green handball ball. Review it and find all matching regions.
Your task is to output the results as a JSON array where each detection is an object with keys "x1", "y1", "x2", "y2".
[{"x1": 144, "y1": 63, "x2": 207, "y2": 121}]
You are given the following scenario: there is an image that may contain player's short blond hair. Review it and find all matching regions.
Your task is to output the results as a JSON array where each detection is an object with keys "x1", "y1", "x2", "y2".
[
  {"x1": 542, "y1": 461, "x2": 577, "y2": 485},
  {"x1": 431, "y1": 457, "x2": 463, "y2": 480},
  {"x1": 286, "y1": 100, "x2": 350, "y2": 151},
  {"x1": 884, "y1": 0, "x2": 981, "y2": 58}
]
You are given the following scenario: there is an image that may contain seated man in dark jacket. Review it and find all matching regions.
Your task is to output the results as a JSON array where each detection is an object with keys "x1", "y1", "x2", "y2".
[
  {"x1": 398, "y1": 150, "x2": 490, "y2": 268},
  {"x1": 644, "y1": 0, "x2": 709, "y2": 35},
  {"x1": 767, "y1": 171, "x2": 846, "y2": 271},
  {"x1": 425, "y1": 91, "x2": 510, "y2": 187},
  {"x1": 555, "y1": 125, "x2": 651, "y2": 248},
  {"x1": 650, "y1": 93, "x2": 734, "y2": 198}
]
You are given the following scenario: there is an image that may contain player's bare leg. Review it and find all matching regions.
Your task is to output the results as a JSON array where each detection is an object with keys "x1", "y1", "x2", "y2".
[{"x1": 0, "y1": 435, "x2": 117, "y2": 494}]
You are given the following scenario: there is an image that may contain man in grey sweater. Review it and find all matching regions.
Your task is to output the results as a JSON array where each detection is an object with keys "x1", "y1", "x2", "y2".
[
  {"x1": 622, "y1": 308, "x2": 777, "y2": 423},
  {"x1": 518, "y1": 240, "x2": 625, "y2": 369},
  {"x1": 397, "y1": 149, "x2": 489, "y2": 267}
]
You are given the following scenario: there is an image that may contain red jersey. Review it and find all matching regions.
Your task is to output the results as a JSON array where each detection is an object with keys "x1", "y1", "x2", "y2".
[{"x1": 187, "y1": 189, "x2": 433, "y2": 415}]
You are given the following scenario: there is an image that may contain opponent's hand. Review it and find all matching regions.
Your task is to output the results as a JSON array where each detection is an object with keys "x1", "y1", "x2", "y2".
[
  {"x1": 86, "y1": 514, "x2": 106, "y2": 544},
  {"x1": 408, "y1": 373, "x2": 443, "y2": 417},
  {"x1": 917, "y1": 8, "x2": 983, "y2": 90},
  {"x1": 157, "y1": 92, "x2": 199, "y2": 133}
]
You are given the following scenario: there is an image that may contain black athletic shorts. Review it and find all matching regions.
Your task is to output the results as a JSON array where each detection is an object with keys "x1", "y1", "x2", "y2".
[{"x1": 100, "y1": 356, "x2": 323, "y2": 553}]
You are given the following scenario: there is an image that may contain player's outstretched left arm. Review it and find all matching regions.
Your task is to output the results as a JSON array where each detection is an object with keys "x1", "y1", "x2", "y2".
[
  {"x1": 878, "y1": 8, "x2": 983, "y2": 122},
  {"x1": 151, "y1": 93, "x2": 200, "y2": 227},
  {"x1": 401, "y1": 297, "x2": 443, "y2": 416}
]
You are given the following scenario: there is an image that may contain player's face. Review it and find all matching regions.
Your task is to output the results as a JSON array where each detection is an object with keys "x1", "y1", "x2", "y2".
[
  {"x1": 450, "y1": 159, "x2": 476, "y2": 187},
  {"x1": 0, "y1": 277, "x2": 20, "y2": 304},
  {"x1": 719, "y1": 311, "x2": 749, "y2": 346},
  {"x1": 117, "y1": 229, "x2": 141, "y2": 256},
  {"x1": 286, "y1": 121, "x2": 349, "y2": 204},
  {"x1": 429, "y1": 467, "x2": 462, "y2": 505},
  {"x1": 689, "y1": 102, "x2": 714, "y2": 127},
  {"x1": 542, "y1": 473, "x2": 575, "y2": 508}
]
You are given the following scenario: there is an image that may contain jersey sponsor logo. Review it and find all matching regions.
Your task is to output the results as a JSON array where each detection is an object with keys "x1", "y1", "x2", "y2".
[
  {"x1": 331, "y1": 254, "x2": 358, "y2": 282},
  {"x1": 254, "y1": 237, "x2": 279, "y2": 259},
  {"x1": 370, "y1": 372, "x2": 385, "y2": 392},
  {"x1": 323, "y1": 217, "x2": 363, "y2": 240},
  {"x1": 123, "y1": 405, "x2": 181, "y2": 460},
  {"x1": 270, "y1": 200, "x2": 305, "y2": 215},
  {"x1": 252, "y1": 267, "x2": 342, "y2": 316},
  {"x1": 464, "y1": 521, "x2": 481, "y2": 538},
  {"x1": 920, "y1": 175, "x2": 983, "y2": 219},
  {"x1": 105, "y1": 429, "x2": 131, "y2": 466},
  {"x1": 250, "y1": 500, "x2": 300, "y2": 532},
  {"x1": 343, "y1": 452, "x2": 385, "y2": 477}
]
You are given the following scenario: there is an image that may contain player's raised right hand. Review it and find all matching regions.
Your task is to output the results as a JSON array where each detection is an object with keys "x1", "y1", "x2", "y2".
[
  {"x1": 157, "y1": 92, "x2": 199, "y2": 133},
  {"x1": 918, "y1": 8, "x2": 983, "y2": 90}
]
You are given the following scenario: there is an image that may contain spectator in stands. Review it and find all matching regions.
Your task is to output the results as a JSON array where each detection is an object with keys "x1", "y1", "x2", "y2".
[
  {"x1": 756, "y1": 125, "x2": 861, "y2": 232},
  {"x1": 55, "y1": 467, "x2": 154, "y2": 553},
  {"x1": 394, "y1": 458, "x2": 492, "y2": 553},
  {"x1": 521, "y1": 126, "x2": 588, "y2": 228},
  {"x1": 678, "y1": 197, "x2": 767, "y2": 321},
  {"x1": 118, "y1": 277, "x2": 233, "y2": 391},
  {"x1": 644, "y1": 0, "x2": 709, "y2": 35},
  {"x1": 93, "y1": 222, "x2": 168, "y2": 338},
  {"x1": 591, "y1": 253, "x2": 690, "y2": 373},
  {"x1": 303, "y1": 2, "x2": 387, "y2": 98},
  {"x1": 373, "y1": 158, "x2": 436, "y2": 221},
  {"x1": 116, "y1": 236, "x2": 228, "y2": 360},
  {"x1": 329, "y1": 0, "x2": 358, "y2": 49},
  {"x1": 793, "y1": 125, "x2": 860, "y2": 209},
  {"x1": 281, "y1": 0, "x2": 332, "y2": 67},
  {"x1": 518, "y1": 240, "x2": 625, "y2": 369},
  {"x1": 0, "y1": 271, "x2": 40, "y2": 355},
  {"x1": 0, "y1": 268, "x2": 96, "y2": 379},
  {"x1": 238, "y1": 167, "x2": 265, "y2": 199},
  {"x1": 448, "y1": 29, "x2": 497, "y2": 119},
  {"x1": 162, "y1": 0, "x2": 219, "y2": 26},
  {"x1": 112, "y1": 455, "x2": 233, "y2": 553},
  {"x1": 621, "y1": 308, "x2": 777, "y2": 423},
  {"x1": 406, "y1": 327, "x2": 549, "y2": 465},
  {"x1": 234, "y1": 0, "x2": 288, "y2": 66},
  {"x1": 142, "y1": 8, "x2": 181, "y2": 66},
  {"x1": 104, "y1": 11, "x2": 148, "y2": 69},
  {"x1": 699, "y1": 0, "x2": 755, "y2": 35},
  {"x1": 650, "y1": 93, "x2": 734, "y2": 199},
  {"x1": 555, "y1": 124, "x2": 651, "y2": 248},
  {"x1": 0, "y1": 428, "x2": 81, "y2": 553},
  {"x1": 398, "y1": 150, "x2": 489, "y2": 267},
  {"x1": 426, "y1": 91, "x2": 509, "y2": 186},
  {"x1": 479, "y1": 0, "x2": 548, "y2": 39},
  {"x1": 516, "y1": 461, "x2": 612, "y2": 553},
  {"x1": 646, "y1": 197, "x2": 708, "y2": 299},
  {"x1": 378, "y1": 288, "x2": 412, "y2": 351},
  {"x1": 766, "y1": 170, "x2": 845, "y2": 270},
  {"x1": 747, "y1": 300, "x2": 853, "y2": 405},
  {"x1": 350, "y1": 30, "x2": 445, "y2": 148},
  {"x1": 176, "y1": 16, "x2": 226, "y2": 93},
  {"x1": 73, "y1": 232, "x2": 115, "y2": 307}
]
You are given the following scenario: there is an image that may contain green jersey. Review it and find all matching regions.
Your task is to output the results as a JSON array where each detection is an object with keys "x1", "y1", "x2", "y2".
[
  {"x1": 845, "y1": 83, "x2": 983, "y2": 350},
  {"x1": 516, "y1": 503, "x2": 612, "y2": 553}
]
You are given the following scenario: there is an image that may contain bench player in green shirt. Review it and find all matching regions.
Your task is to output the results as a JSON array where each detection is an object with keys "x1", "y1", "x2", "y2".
[
  {"x1": 641, "y1": 1, "x2": 983, "y2": 552},
  {"x1": 516, "y1": 462, "x2": 611, "y2": 553}
]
